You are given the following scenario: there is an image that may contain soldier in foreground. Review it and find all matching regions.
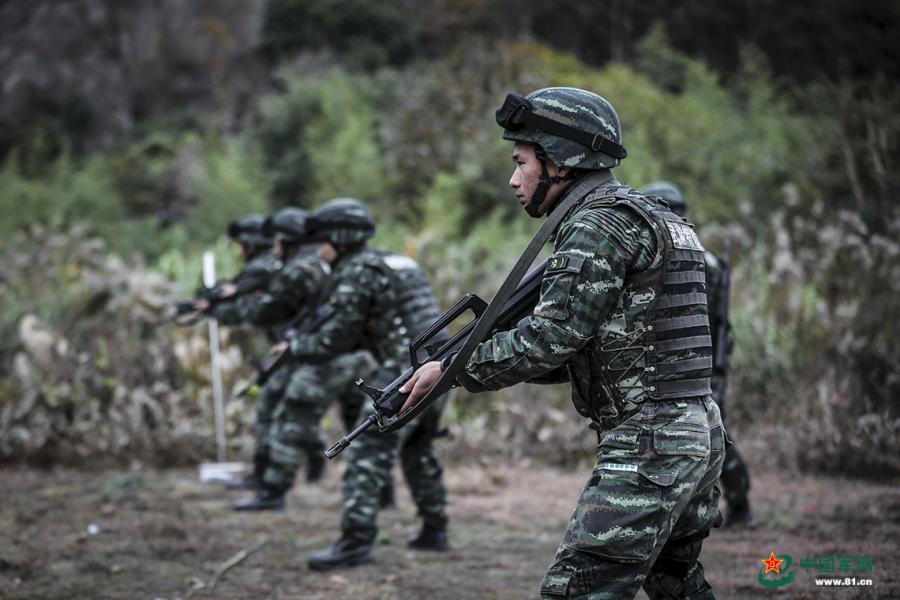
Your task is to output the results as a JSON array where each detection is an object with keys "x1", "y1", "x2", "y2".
[
  {"x1": 639, "y1": 181, "x2": 755, "y2": 528},
  {"x1": 282, "y1": 199, "x2": 450, "y2": 570},
  {"x1": 400, "y1": 88, "x2": 725, "y2": 598}
]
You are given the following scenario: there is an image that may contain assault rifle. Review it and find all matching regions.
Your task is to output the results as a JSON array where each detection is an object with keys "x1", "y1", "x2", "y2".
[
  {"x1": 162, "y1": 268, "x2": 271, "y2": 326},
  {"x1": 234, "y1": 305, "x2": 337, "y2": 397},
  {"x1": 325, "y1": 258, "x2": 548, "y2": 459}
]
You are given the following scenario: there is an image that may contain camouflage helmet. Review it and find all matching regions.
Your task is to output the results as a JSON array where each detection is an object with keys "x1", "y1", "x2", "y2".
[
  {"x1": 263, "y1": 207, "x2": 310, "y2": 245},
  {"x1": 495, "y1": 87, "x2": 626, "y2": 169},
  {"x1": 306, "y1": 198, "x2": 375, "y2": 246},
  {"x1": 639, "y1": 181, "x2": 686, "y2": 217},
  {"x1": 227, "y1": 214, "x2": 272, "y2": 248}
]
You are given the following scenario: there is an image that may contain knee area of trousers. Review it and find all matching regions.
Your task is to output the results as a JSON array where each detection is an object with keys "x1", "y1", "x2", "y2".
[
  {"x1": 541, "y1": 557, "x2": 640, "y2": 598},
  {"x1": 652, "y1": 537, "x2": 705, "y2": 579}
]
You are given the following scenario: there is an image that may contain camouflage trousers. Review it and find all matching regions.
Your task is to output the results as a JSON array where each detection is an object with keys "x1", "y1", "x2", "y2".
[
  {"x1": 251, "y1": 363, "x2": 292, "y2": 464},
  {"x1": 710, "y1": 373, "x2": 751, "y2": 511},
  {"x1": 340, "y1": 394, "x2": 449, "y2": 544},
  {"x1": 540, "y1": 397, "x2": 726, "y2": 599},
  {"x1": 262, "y1": 351, "x2": 376, "y2": 494}
]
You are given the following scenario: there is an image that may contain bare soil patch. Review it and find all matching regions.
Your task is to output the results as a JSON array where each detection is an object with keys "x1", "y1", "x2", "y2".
[{"x1": 1, "y1": 458, "x2": 897, "y2": 599}]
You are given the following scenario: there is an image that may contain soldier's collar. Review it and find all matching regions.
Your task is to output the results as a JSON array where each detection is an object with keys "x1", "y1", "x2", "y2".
[{"x1": 547, "y1": 170, "x2": 618, "y2": 239}]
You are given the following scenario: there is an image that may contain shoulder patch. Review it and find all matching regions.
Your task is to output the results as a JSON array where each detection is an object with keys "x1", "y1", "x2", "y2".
[
  {"x1": 665, "y1": 220, "x2": 705, "y2": 251},
  {"x1": 546, "y1": 254, "x2": 585, "y2": 274}
]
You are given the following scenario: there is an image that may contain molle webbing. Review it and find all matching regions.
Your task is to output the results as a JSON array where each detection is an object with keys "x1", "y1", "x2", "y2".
[
  {"x1": 654, "y1": 356, "x2": 714, "y2": 375},
  {"x1": 652, "y1": 378, "x2": 714, "y2": 396},
  {"x1": 664, "y1": 272, "x2": 705, "y2": 285},
  {"x1": 646, "y1": 200, "x2": 713, "y2": 399},
  {"x1": 668, "y1": 249, "x2": 706, "y2": 263},
  {"x1": 653, "y1": 293, "x2": 708, "y2": 310},
  {"x1": 653, "y1": 335, "x2": 712, "y2": 353},
  {"x1": 653, "y1": 315, "x2": 709, "y2": 332}
]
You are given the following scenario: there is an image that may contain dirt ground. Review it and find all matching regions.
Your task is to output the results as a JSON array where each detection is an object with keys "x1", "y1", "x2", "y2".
[{"x1": 1, "y1": 455, "x2": 898, "y2": 599}]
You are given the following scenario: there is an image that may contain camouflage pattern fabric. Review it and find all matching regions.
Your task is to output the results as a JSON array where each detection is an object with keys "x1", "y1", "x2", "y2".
[
  {"x1": 709, "y1": 372, "x2": 749, "y2": 512},
  {"x1": 290, "y1": 245, "x2": 449, "y2": 541},
  {"x1": 209, "y1": 250, "x2": 282, "y2": 324},
  {"x1": 502, "y1": 87, "x2": 623, "y2": 170},
  {"x1": 290, "y1": 247, "x2": 435, "y2": 388},
  {"x1": 262, "y1": 351, "x2": 376, "y2": 493},
  {"x1": 461, "y1": 174, "x2": 723, "y2": 598},
  {"x1": 221, "y1": 247, "x2": 330, "y2": 480},
  {"x1": 461, "y1": 182, "x2": 712, "y2": 413},
  {"x1": 705, "y1": 252, "x2": 751, "y2": 512},
  {"x1": 252, "y1": 362, "x2": 292, "y2": 463},
  {"x1": 237, "y1": 246, "x2": 328, "y2": 329},
  {"x1": 341, "y1": 396, "x2": 448, "y2": 543},
  {"x1": 540, "y1": 399, "x2": 724, "y2": 598}
]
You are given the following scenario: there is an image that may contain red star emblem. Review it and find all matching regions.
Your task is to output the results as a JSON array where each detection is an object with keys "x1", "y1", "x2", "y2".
[{"x1": 761, "y1": 552, "x2": 784, "y2": 574}]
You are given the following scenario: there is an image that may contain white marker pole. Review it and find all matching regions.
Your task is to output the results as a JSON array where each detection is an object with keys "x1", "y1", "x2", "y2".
[{"x1": 203, "y1": 251, "x2": 227, "y2": 462}]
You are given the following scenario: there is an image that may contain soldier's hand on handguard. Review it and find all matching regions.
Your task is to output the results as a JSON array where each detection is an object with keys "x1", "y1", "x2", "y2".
[
  {"x1": 217, "y1": 282, "x2": 238, "y2": 298},
  {"x1": 399, "y1": 361, "x2": 443, "y2": 412},
  {"x1": 193, "y1": 298, "x2": 211, "y2": 312},
  {"x1": 268, "y1": 341, "x2": 289, "y2": 357}
]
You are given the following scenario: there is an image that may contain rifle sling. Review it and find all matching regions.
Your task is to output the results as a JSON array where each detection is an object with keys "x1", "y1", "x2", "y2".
[{"x1": 384, "y1": 170, "x2": 614, "y2": 431}]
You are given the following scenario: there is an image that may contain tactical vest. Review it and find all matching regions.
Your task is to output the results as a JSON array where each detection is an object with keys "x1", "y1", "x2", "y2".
[
  {"x1": 358, "y1": 249, "x2": 447, "y2": 370},
  {"x1": 567, "y1": 186, "x2": 713, "y2": 426}
]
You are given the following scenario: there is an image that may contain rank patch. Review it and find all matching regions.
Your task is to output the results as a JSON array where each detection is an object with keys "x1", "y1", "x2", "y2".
[{"x1": 545, "y1": 255, "x2": 584, "y2": 274}]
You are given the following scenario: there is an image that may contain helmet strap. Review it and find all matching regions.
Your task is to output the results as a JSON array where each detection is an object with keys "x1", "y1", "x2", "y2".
[{"x1": 526, "y1": 147, "x2": 575, "y2": 218}]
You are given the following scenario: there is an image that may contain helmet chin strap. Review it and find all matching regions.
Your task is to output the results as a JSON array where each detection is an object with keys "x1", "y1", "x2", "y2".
[{"x1": 525, "y1": 148, "x2": 574, "y2": 218}]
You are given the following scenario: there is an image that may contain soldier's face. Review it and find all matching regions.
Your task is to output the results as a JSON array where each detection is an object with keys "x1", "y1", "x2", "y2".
[
  {"x1": 509, "y1": 143, "x2": 568, "y2": 216},
  {"x1": 318, "y1": 242, "x2": 338, "y2": 264},
  {"x1": 274, "y1": 238, "x2": 284, "y2": 259}
]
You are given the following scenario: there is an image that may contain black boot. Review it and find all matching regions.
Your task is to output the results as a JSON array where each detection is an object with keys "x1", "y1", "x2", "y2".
[
  {"x1": 306, "y1": 453, "x2": 326, "y2": 483},
  {"x1": 407, "y1": 525, "x2": 449, "y2": 551},
  {"x1": 232, "y1": 486, "x2": 285, "y2": 511},
  {"x1": 379, "y1": 483, "x2": 396, "y2": 509},
  {"x1": 226, "y1": 452, "x2": 268, "y2": 490},
  {"x1": 307, "y1": 536, "x2": 373, "y2": 571},
  {"x1": 724, "y1": 503, "x2": 757, "y2": 528}
]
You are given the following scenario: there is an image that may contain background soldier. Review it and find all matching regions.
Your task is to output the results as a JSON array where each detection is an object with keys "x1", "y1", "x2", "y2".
[
  {"x1": 190, "y1": 214, "x2": 282, "y2": 324},
  {"x1": 639, "y1": 181, "x2": 755, "y2": 528},
  {"x1": 224, "y1": 207, "x2": 320, "y2": 495},
  {"x1": 401, "y1": 88, "x2": 725, "y2": 598},
  {"x1": 286, "y1": 199, "x2": 450, "y2": 570},
  {"x1": 231, "y1": 207, "x2": 378, "y2": 511}
]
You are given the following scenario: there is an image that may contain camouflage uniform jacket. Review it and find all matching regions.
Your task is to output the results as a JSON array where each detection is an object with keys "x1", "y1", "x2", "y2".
[
  {"x1": 288, "y1": 247, "x2": 417, "y2": 379},
  {"x1": 461, "y1": 175, "x2": 712, "y2": 428},
  {"x1": 237, "y1": 246, "x2": 330, "y2": 334},
  {"x1": 209, "y1": 250, "x2": 283, "y2": 325}
]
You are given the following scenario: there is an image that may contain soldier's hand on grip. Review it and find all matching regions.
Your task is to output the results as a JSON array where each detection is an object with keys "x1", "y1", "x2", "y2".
[{"x1": 399, "y1": 361, "x2": 443, "y2": 412}]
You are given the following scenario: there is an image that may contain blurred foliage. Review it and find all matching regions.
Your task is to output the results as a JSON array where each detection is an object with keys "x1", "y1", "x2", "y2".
[
  {"x1": 0, "y1": 226, "x2": 261, "y2": 465},
  {"x1": 0, "y1": 130, "x2": 268, "y2": 260},
  {"x1": 262, "y1": 0, "x2": 420, "y2": 69}
]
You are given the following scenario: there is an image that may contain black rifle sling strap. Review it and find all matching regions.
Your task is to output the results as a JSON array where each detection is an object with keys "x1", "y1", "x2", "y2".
[{"x1": 382, "y1": 170, "x2": 614, "y2": 431}]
